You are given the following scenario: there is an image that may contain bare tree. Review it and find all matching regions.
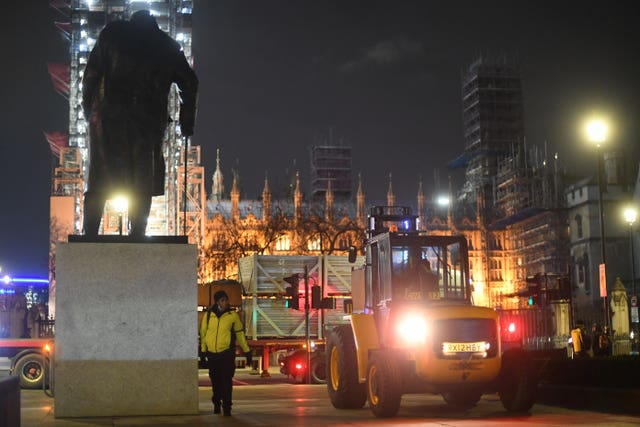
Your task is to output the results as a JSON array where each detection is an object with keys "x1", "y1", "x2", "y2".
[
  {"x1": 199, "y1": 211, "x2": 291, "y2": 281},
  {"x1": 297, "y1": 211, "x2": 365, "y2": 255}
]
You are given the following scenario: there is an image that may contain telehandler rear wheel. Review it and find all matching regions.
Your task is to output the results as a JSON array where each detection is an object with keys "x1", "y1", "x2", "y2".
[
  {"x1": 499, "y1": 348, "x2": 537, "y2": 412},
  {"x1": 367, "y1": 351, "x2": 402, "y2": 418},
  {"x1": 310, "y1": 356, "x2": 327, "y2": 384},
  {"x1": 326, "y1": 325, "x2": 367, "y2": 409}
]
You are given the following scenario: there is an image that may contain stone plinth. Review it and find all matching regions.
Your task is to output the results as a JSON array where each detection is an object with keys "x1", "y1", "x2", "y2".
[{"x1": 54, "y1": 241, "x2": 198, "y2": 418}]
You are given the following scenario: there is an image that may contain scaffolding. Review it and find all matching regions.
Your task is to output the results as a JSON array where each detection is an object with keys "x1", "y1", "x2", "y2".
[
  {"x1": 310, "y1": 145, "x2": 352, "y2": 201},
  {"x1": 460, "y1": 55, "x2": 525, "y2": 205},
  {"x1": 177, "y1": 145, "x2": 206, "y2": 243},
  {"x1": 51, "y1": 146, "x2": 84, "y2": 233},
  {"x1": 47, "y1": 0, "x2": 200, "y2": 238}
]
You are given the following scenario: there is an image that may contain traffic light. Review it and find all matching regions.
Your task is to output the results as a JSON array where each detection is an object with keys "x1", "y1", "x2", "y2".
[
  {"x1": 525, "y1": 274, "x2": 543, "y2": 306},
  {"x1": 311, "y1": 285, "x2": 322, "y2": 309},
  {"x1": 284, "y1": 274, "x2": 300, "y2": 310}
]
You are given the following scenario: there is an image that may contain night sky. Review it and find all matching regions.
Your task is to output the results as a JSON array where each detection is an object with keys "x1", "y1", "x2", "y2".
[{"x1": 1, "y1": 0, "x2": 639, "y2": 278}]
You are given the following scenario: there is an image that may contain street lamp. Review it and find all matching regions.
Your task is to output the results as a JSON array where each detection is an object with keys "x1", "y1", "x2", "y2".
[
  {"x1": 113, "y1": 195, "x2": 128, "y2": 236},
  {"x1": 624, "y1": 207, "x2": 637, "y2": 297},
  {"x1": 586, "y1": 117, "x2": 609, "y2": 328},
  {"x1": 624, "y1": 207, "x2": 639, "y2": 354}
]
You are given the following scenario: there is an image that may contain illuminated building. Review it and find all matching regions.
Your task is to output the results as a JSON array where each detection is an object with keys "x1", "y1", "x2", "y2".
[{"x1": 200, "y1": 152, "x2": 365, "y2": 283}]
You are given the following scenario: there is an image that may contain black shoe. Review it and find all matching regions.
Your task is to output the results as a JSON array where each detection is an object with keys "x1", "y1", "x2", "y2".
[
  {"x1": 223, "y1": 406, "x2": 231, "y2": 416},
  {"x1": 214, "y1": 404, "x2": 221, "y2": 414}
]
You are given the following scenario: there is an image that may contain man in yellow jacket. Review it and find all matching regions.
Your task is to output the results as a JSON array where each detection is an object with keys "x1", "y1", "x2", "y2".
[{"x1": 200, "y1": 290, "x2": 251, "y2": 416}]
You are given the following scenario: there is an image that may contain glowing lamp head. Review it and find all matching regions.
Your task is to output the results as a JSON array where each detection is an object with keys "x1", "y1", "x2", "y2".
[
  {"x1": 113, "y1": 195, "x2": 128, "y2": 213},
  {"x1": 624, "y1": 207, "x2": 637, "y2": 225},
  {"x1": 437, "y1": 196, "x2": 450, "y2": 206},
  {"x1": 508, "y1": 322, "x2": 516, "y2": 333},
  {"x1": 585, "y1": 119, "x2": 608, "y2": 145}
]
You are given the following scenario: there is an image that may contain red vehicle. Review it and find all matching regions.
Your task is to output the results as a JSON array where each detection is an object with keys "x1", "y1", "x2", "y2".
[
  {"x1": 278, "y1": 346, "x2": 327, "y2": 384},
  {"x1": 0, "y1": 338, "x2": 52, "y2": 389},
  {"x1": 1, "y1": 278, "x2": 53, "y2": 389}
]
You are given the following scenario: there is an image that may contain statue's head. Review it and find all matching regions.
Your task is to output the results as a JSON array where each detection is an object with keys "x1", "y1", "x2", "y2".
[{"x1": 130, "y1": 10, "x2": 159, "y2": 30}]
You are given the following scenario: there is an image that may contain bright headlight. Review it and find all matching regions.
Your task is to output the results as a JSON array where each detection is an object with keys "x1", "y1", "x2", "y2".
[{"x1": 395, "y1": 312, "x2": 428, "y2": 346}]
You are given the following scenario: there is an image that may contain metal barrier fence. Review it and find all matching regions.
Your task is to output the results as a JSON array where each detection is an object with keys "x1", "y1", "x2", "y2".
[{"x1": 38, "y1": 318, "x2": 55, "y2": 338}]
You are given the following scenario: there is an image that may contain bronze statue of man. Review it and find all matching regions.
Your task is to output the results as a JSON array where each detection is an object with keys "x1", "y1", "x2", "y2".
[{"x1": 81, "y1": 10, "x2": 198, "y2": 239}]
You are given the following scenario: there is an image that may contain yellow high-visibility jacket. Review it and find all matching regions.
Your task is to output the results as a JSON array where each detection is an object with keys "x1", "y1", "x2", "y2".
[{"x1": 200, "y1": 308, "x2": 250, "y2": 354}]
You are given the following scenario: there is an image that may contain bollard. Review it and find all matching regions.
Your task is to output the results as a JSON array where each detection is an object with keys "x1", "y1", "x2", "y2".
[{"x1": 0, "y1": 375, "x2": 20, "y2": 427}]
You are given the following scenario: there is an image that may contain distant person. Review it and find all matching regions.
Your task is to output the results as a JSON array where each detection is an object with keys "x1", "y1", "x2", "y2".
[
  {"x1": 599, "y1": 325, "x2": 612, "y2": 356},
  {"x1": 590, "y1": 323, "x2": 602, "y2": 356},
  {"x1": 570, "y1": 321, "x2": 589, "y2": 358},
  {"x1": 395, "y1": 247, "x2": 439, "y2": 300},
  {"x1": 82, "y1": 10, "x2": 198, "y2": 238},
  {"x1": 418, "y1": 259, "x2": 440, "y2": 297},
  {"x1": 10, "y1": 296, "x2": 28, "y2": 338},
  {"x1": 200, "y1": 290, "x2": 252, "y2": 416}
]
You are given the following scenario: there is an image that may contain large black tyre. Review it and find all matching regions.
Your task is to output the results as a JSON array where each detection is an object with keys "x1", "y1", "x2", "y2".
[
  {"x1": 327, "y1": 325, "x2": 367, "y2": 409},
  {"x1": 13, "y1": 353, "x2": 45, "y2": 389},
  {"x1": 442, "y1": 389, "x2": 482, "y2": 410},
  {"x1": 310, "y1": 355, "x2": 327, "y2": 384},
  {"x1": 367, "y1": 351, "x2": 402, "y2": 418},
  {"x1": 499, "y1": 349, "x2": 537, "y2": 412}
]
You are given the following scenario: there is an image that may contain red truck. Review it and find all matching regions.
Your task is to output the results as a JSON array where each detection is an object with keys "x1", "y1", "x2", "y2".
[
  {"x1": 0, "y1": 338, "x2": 51, "y2": 389},
  {"x1": 1, "y1": 279, "x2": 53, "y2": 389}
]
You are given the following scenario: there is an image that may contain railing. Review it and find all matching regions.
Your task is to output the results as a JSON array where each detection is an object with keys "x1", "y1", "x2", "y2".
[
  {"x1": 613, "y1": 338, "x2": 631, "y2": 356},
  {"x1": 522, "y1": 335, "x2": 570, "y2": 351},
  {"x1": 37, "y1": 318, "x2": 55, "y2": 338}
]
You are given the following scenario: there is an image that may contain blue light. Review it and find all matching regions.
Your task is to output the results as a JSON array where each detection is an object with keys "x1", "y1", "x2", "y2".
[
  {"x1": 7, "y1": 278, "x2": 49, "y2": 287},
  {"x1": 403, "y1": 220, "x2": 409, "y2": 230},
  {"x1": 11, "y1": 278, "x2": 49, "y2": 283}
]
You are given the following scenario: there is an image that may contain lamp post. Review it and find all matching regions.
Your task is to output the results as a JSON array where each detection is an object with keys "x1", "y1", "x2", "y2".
[
  {"x1": 624, "y1": 207, "x2": 638, "y2": 354},
  {"x1": 624, "y1": 207, "x2": 637, "y2": 297},
  {"x1": 586, "y1": 118, "x2": 609, "y2": 329}
]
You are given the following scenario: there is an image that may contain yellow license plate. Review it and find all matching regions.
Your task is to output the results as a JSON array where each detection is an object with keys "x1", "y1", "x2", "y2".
[{"x1": 442, "y1": 341, "x2": 485, "y2": 353}]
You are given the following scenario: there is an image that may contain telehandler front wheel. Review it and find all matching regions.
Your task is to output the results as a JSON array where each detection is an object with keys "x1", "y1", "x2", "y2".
[
  {"x1": 326, "y1": 325, "x2": 367, "y2": 409},
  {"x1": 499, "y1": 348, "x2": 537, "y2": 412},
  {"x1": 367, "y1": 351, "x2": 402, "y2": 418}
]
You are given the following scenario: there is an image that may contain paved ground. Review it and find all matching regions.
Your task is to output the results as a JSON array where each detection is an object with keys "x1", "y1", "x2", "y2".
[
  {"x1": 19, "y1": 367, "x2": 297, "y2": 427},
  {"x1": 15, "y1": 367, "x2": 640, "y2": 426},
  {"x1": 20, "y1": 381, "x2": 640, "y2": 427}
]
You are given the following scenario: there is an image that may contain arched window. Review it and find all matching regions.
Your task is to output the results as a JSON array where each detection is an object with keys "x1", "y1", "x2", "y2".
[
  {"x1": 275, "y1": 235, "x2": 290, "y2": 251},
  {"x1": 575, "y1": 214, "x2": 583, "y2": 239},
  {"x1": 307, "y1": 238, "x2": 321, "y2": 251}
]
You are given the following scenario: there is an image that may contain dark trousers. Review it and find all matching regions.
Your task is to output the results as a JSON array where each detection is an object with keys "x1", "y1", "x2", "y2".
[{"x1": 207, "y1": 349, "x2": 236, "y2": 410}]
